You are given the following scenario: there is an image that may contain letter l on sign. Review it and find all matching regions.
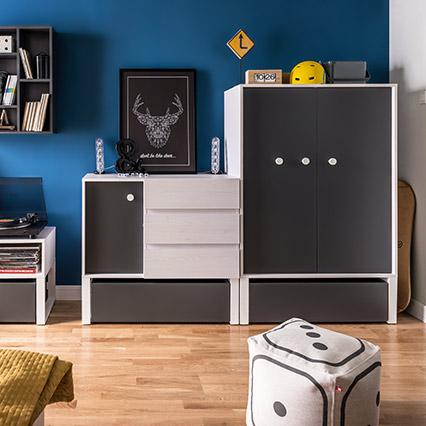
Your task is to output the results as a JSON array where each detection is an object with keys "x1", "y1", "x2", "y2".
[{"x1": 227, "y1": 29, "x2": 255, "y2": 59}]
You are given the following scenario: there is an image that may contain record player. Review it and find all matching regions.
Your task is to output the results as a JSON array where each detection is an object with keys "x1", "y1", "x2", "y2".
[{"x1": 0, "y1": 178, "x2": 48, "y2": 238}]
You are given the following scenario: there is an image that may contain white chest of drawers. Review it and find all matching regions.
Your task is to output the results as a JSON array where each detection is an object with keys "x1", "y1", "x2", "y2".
[
  {"x1": 81, "y1": 173, "x2": 240, "y2": 324},
  {"x1": 144, "y1": 177, "x2": 240, "y2": 278}
]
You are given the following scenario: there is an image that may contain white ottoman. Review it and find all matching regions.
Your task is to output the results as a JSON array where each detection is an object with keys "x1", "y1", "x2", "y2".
[{"x1": 247, "y1": 318, "x2": 382, "y2": 426}]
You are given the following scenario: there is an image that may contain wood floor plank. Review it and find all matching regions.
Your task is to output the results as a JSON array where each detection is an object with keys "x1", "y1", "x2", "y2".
[{"x1": 0, "y1": 302, "x2": 425, "y2": 425}]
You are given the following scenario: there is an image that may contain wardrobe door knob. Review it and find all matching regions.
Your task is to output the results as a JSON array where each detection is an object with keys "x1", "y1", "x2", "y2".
[
  {"x1": 275, "y1": 157, "x2": 284, "y2": 166},
  {"x1": 328, "y1": 157, "x2": 338, "y2": 166},
  {"x1": 127, "y1": 193, "x2": 135, "y2": 202},
  {"x1": 301, "y1": 157, "x2": 311, "y2": 166}
]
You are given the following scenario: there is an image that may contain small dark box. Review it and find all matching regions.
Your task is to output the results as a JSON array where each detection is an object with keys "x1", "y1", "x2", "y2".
[
  {"x1": 323, "y1": 61, "x2": 370, "y2": 83},
  {"x1": 0, "y1": 280, "x2": 35, "y2": 323}
]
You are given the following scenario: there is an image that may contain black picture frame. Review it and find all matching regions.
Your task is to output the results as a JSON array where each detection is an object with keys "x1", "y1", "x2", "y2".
[{"x1": 120, "y1": 68, "x2": 196, "y2": 173}]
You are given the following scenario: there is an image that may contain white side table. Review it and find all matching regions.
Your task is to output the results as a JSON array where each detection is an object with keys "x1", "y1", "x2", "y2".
[{"x1": 0, "y1": 227, "x2": 56, "y2": 325}]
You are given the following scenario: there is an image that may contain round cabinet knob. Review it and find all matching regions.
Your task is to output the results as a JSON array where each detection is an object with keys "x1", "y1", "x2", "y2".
[
  {"x1": 301, "y1": 157, "x2": 311, "y2": 166},
  {"x1": 275, "y1": 157, "x2": 284, "y2": 166},
  {"x1": 126, "y1": 193, "x2": 135, "y2": 202},
  {"x1": 328, "y1": 157, "x2": 338, "y2": 166}
]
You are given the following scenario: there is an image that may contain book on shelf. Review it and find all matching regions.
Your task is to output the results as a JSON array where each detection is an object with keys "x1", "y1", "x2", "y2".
[
  {"x1": 0, "y1": 245, "x2": 41, "y2": 252},
  {"x1": 0, "y1": 268, "x2": 38, "y2": 274},
  {"x1": 35, "y1": 53, "x2": 49, "y2": 79},
  {"x1": 0, "y1": 71, "x2": 7, "y2": 104},
  {"x1": 18, "y1": 48, "x2": 33, "y2": 79},
  {"x1": 2, "y1": 75, "x2": 9, "y2": 104},
  {"x1": 21, "y1": 101, "x2": 29, "y2": 130},
  {"x1": 39, "y1": 93, "x2": 49, "y2": 131},
  {"x1": 27, "y1": 101, "x2": 35, "y2": 131},
  {"x1": 21, "y1": 93, "x2": 50, "y2": 132},
  {"x1": 1, "y1": 74, "x2": 17, "y2": 106},
  {"x1": 29, "y1": 101, "x2": 36, "y2": 131},
  {"x1": 33, "y1": 102, "x2": 41, "y2": 130}
]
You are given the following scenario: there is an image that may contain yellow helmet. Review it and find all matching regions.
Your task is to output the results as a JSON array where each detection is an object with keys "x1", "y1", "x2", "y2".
[{"x1": 290, "y1": 61, "x2": 326, "y2": 84}]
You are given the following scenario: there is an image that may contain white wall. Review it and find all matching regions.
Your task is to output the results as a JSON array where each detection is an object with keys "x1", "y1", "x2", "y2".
[{"x1": 391, "y1": 0, "x2": 426, "y2": 314}]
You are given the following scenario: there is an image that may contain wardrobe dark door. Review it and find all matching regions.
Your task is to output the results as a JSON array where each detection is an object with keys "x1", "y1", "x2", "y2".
[
  {"x1": 317, "y1": 88, "x2": 392, "y2": 273},
  {"x1": 243, "y1": 88, "x2": 317, "y2": 274}
]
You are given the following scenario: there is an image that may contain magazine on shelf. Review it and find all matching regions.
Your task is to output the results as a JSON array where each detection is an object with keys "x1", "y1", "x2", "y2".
[{"x1": 0, "y1": 245, "x2": 40, "y2": 273}]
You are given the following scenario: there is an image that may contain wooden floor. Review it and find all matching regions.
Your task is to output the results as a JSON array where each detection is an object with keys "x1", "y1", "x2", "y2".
[{"x1": 0, "y1": 302, "x2": 425, "y2": 425}]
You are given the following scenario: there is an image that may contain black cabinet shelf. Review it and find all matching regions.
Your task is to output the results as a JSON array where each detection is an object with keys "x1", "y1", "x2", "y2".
[
  {"x1": 17, "y1": 131, "x2": 53, "y2": 134},
  {"x1": 0, "y1": 26, "x2": 54, "y2": 134},
  {"x1": 20, "y1": 79, "x2": 51, "y2": 83}
]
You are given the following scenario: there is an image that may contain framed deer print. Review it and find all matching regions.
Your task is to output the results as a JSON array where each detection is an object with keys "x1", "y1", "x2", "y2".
[{"x1": 120, "y1": 69, "x2": 196, "y2": 173}]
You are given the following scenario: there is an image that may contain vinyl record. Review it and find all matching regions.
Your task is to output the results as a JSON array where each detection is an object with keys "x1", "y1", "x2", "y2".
[{"x1": 0, "y1": 217, "x2": 32, "y2": 230}]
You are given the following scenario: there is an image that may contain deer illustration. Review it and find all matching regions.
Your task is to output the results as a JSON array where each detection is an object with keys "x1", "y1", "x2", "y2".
[{"x1": 132, "y1": 93, "x2": 184, "y2": 148}]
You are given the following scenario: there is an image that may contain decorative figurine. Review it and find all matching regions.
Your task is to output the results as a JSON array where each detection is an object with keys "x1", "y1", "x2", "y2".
[
  {"x1": 0, "y1": 35, "x2": 14, "y2": 53},
  {"x1": 0, "y1": 109, "x2": 15, "y2": 131},
  {"x1": 211, "y1": 137, "x2": 220, "y2": 174},
  {"x1": 95, "y1": 138, "x2": 105, "y2": 174}
]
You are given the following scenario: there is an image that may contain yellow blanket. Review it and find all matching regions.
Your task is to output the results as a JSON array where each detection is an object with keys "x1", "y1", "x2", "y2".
[{"x1": 0, "y1": 349, "x2": 74, "y2": 426}]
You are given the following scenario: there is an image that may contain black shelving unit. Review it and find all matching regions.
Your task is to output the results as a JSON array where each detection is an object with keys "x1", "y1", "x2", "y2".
[{"x1": 0, "y1": 26, "x2": 53, "y2": 134}]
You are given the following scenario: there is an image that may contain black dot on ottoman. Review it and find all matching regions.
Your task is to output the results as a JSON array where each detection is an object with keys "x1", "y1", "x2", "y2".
[
  {"x1": 376, "y1": 391, "x2": 380, "y2": 406},
  {"x1": 300, "y1": 325, "x2": 314, "y2": 330},
  {"x1": 306, "y1": 332, "x2": 321, "y2": 338},
  {"x1": 273, "y1": 401, "x2": 287, "y2": 417},
  {"x1": 313, "y1": 342, "x2": 328, "y2": 351}
]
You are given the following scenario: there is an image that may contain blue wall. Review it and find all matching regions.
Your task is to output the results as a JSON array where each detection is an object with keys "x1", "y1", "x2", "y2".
[{"x1": 2, "y1": 0, "x2": 389, "y2": 284}]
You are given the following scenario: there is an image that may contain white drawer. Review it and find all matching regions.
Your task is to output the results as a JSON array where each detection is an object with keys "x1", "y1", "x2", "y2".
[
  {"x1": 144, "y1": 245, "x2": 239, "y2": 278},
  {"x1": 145, "y1": 178, "x2": 239, "y2": 210},
  {"x1": 145, "y1": 212, "x2": 239, "y2": 244}
]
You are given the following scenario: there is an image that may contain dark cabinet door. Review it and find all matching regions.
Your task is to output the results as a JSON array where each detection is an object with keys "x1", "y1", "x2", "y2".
[
  {"x1": 317, "y1": 88, "x2": 392, "y2": 273},
  {"x1": 85, "y1": 182, "x2": 143, "y2": 274},
  {"x1": 243, "y1": 88, "x2": 317, "y2": 274}
]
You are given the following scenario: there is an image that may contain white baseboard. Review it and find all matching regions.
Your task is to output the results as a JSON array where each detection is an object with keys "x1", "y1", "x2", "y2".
[
  {"x1": 56, "y1": 285, "x2": 81, "y2": 301},
  {"x1": 406, "y1": 298, "x2": 426, "y2": 323}
]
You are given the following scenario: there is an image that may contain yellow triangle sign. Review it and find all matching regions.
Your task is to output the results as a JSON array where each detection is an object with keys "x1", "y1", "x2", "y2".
[{"x1": 227, "y1": 29, "x2": 254, "y2": 59}]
